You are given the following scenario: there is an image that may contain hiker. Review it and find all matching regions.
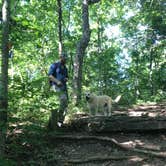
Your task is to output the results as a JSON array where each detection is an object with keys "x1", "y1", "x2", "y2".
[{"x1": 48, "y1": 53, "x2": 68, "y2": 127}]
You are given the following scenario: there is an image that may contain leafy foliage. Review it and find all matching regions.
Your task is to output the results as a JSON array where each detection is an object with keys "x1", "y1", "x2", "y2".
[
  {"x1": 1, "y1": 0, "x2": 166, "y2": 164},
  {"x1": 3, "y1": 0, "x2": 164, "y2": 122}
]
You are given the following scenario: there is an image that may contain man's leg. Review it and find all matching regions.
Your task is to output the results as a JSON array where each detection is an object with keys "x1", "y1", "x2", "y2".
[
  {"x1": 47, "y1": 90, "x2": 60, "y2": 130},
  {"x1": 58, "y1": 92, "x2": 68, "y2": 123}
]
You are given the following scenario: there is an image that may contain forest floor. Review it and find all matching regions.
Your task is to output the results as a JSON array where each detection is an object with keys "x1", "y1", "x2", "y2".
[{"x1": 5, "y1": 102, "x2": 166, "y2": 166}]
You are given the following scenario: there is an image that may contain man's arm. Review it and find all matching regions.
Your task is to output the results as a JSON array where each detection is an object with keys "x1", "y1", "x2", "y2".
[
  {"x1": 49, "y1": 75, "x2": 62, "y2": 86},
  {"x1": 48, "y1": 63, "x2": 62, "y2": 86}
]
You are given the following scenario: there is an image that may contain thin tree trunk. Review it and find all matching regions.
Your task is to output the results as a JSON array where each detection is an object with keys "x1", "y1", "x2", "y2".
[
  {"x1": 0, "y1": 0, "x2": 10, "y2": 157},
  {"x1": 73, "y1": 0, "x2": 101, "y2": 105},
  {"x1": 135, "y1": 52, "x2": 140, "y2": 100},
  {"x1": 149, "y1": 49, "x2": 154, "y2": 96},
  {"x1": 57, "y1": 0, "x2": 63, "y2": 56},
  {"x1": 73, "y1": 0, "x2": 90, "y2": 105},
  {"x1": 97, "y1": 16, "x2": 102, "y2": 94}
]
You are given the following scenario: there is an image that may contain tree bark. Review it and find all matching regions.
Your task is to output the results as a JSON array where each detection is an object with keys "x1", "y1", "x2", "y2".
[{"x1": 0, "y1": 0, "x2": 10, "y2": 157}]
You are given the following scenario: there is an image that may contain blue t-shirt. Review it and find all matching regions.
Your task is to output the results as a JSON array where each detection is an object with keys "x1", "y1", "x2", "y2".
[{"x1": 48, "y1": 61, "x2": 68, "y2": 91}]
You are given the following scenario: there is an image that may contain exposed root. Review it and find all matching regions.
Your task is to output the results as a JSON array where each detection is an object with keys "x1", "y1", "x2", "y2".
[{"x1": 51, "y1": 135, "x2": 166, "y2": 158}]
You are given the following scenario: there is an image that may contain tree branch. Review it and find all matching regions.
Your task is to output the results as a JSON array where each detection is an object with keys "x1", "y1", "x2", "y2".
[{"x1": 88, "y1": 0, "x2": 101, "y2": 4}]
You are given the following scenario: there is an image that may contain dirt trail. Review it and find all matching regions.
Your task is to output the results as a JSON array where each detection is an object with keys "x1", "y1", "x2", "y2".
[{"x1": 6, "y1": 102, "x2": 166, "y2": 166}]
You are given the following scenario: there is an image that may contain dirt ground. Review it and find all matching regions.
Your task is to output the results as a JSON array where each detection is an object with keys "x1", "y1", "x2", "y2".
[{"x1": 6, "y1": 102, "x2": 166, "y2": 166}]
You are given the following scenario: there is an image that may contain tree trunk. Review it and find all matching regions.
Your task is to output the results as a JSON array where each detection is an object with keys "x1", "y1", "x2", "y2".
[
  {"x1": 73, "y1": 0, "x2": 101, "y2": 105},
  {"x1": 73, "y1": 0, "x2": 90, "y2": 105},
  {"x1": 149, "y1": 49, "x2": 154, "y2": 96},
  {"x1": 0, "y1": 0, "x2": 10, "y2": 157},
  {"x1": 97, "y1": 16, "x2": 103, "y2": 94},
  {"x1": 57, "y1": 0, "x2": 63, "y2": 56}
]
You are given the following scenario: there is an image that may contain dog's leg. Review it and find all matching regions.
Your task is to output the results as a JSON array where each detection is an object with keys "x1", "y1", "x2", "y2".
[
  {"x1": 106, "y1": 100, "x2": 112, "y2": 116},
  {"x1": 103, "y1": 103, "x2": 109, "y2": 116},
  {"x1": 89, "y1": 105, "x2": 96, "y2": 116},
  {"x1": 108, "y1": 108, "x2": 111, "y2": 116},
  {"x1": 108, "y1": 102, "x2": 112, "y2": 116}
]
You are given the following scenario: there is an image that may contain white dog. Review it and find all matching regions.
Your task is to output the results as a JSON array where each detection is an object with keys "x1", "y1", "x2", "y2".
[{"x1": 85, "y1": 92, "x2": 121, "y2": 116}]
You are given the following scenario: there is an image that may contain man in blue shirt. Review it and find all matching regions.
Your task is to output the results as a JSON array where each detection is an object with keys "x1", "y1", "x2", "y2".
[{"x1": 48, "y1": 53, "x2": 68, "y2": 128}]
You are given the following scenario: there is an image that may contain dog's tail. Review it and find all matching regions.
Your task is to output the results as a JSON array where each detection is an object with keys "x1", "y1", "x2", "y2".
[{"x1": 113, "y1": 95, "x2": 121, "y2": 103}]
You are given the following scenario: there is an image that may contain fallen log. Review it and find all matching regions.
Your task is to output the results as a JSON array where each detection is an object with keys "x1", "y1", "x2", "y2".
[{"x1": 66, "y1": 114, "x2": 166, "y2": 133}]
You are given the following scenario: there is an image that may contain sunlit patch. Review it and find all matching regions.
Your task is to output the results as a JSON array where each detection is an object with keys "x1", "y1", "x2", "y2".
[
  {"x1": 120, "y1": 139, "x2": 144, "y2": 148},
  {"x1": 123, "y1": 10, "x2": 136, "y2": 19},
  {"x1": 135, "y1": 139, "x2": 144, "y2": 146},
  {"x1": 148, "y1": 112, "x2": 159, "y2": 117},
  {"x1": 129, "y1": 156, "x2": 145, "y2": 162},
  {"x1": 120, "y1": 141, "x2": 136, "y2": 148},
  {"x1": 127, "y1": 102, "x2": 165, "y2": 118},
  {"x1": 104, "y1": 24, "x2": 122, "y2": 39},
  {"x1": 137, "y1": 23, "x2": 148, "y2": 31},
  {"x1": 13, "y1": 129, "x2": 23, "y2": 134},
  {"x1": 128, "y1": 111, "x2": 145, "y2": 117}
]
